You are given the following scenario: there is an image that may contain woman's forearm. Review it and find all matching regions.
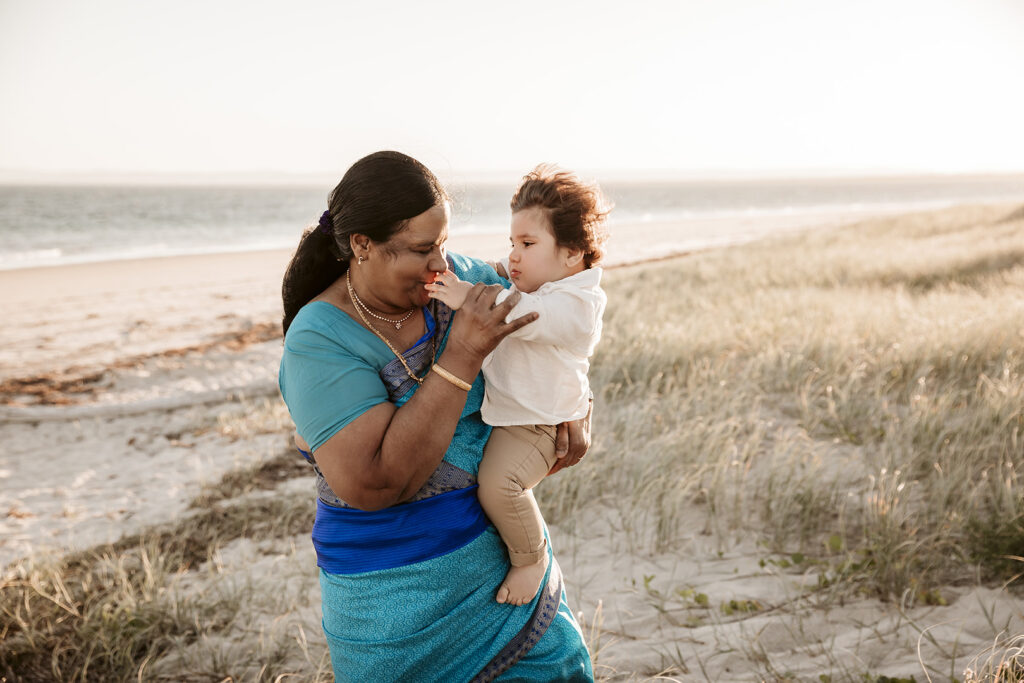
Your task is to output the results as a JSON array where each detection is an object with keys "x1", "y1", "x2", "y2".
[
  {"x1": 374, "y1": 346, "x2": 483, "y2": 503},
  {"x1": 316, "y1": 358, "x2": 477, "y2": 511}
]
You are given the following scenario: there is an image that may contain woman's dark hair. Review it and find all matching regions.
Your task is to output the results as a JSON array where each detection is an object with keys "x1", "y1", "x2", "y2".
[
  {"x1": 509, "y1": 164, "x2": 611, "y2": 269},
  {"x1": 282, "y1": 151, "x2": 448, "y2": 334}
]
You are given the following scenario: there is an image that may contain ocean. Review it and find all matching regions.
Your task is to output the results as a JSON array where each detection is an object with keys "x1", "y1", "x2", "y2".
[{"x1": 1, "y1": 174, "x2": 1023, "y2": 270}]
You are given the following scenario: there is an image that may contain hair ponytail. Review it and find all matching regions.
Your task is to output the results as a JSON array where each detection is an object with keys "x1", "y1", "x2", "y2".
[{"x1": 281, "y1": 226, "x2": 346, "y2": 334}]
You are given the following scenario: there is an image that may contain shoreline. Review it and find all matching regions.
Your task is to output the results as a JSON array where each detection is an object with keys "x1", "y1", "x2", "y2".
[{"x1": 0, "y1": 196, "x2": 999, "y2": 275}]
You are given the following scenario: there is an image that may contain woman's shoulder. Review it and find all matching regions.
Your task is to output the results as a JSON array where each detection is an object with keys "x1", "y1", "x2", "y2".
[
  {"x1": 288, "y1": 299, "x2": 342, "y2": 331},
  {"x1": 284, "y1": 301, "x2": 358, "y2": 350},
  {"x1": 285, "y1": 301, "x2": 395, "y2": 373}
]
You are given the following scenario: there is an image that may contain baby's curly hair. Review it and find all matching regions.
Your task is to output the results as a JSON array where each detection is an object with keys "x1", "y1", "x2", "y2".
[{"x1": 510, "y1": 164, "x2": 611, "y2": 268}]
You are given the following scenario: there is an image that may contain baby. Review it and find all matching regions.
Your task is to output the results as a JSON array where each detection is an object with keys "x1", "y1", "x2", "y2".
[{"x1": 427, "y1": 165, "x2": 610, "y2": 605}]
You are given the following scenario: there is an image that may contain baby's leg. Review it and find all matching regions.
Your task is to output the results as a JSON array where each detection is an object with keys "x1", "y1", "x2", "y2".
[{"x1": 478, "y1": 424, "x2": 558, "y2": 605}]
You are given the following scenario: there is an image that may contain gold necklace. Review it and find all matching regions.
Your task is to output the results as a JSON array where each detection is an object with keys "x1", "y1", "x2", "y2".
[
  {"x1": 347, "y1": 270, "x2": 431, "y2": 385},
  {"x1": 348, "y1": 277, "x2": 416, "y2": 329}
]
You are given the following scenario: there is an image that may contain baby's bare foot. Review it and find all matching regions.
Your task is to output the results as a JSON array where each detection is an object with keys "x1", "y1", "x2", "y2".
[{"x1": 496, "y1": 554, "x2": 549, "y2": 605}]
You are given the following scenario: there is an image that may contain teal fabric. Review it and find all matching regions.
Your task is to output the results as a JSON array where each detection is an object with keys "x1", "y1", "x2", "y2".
[
  {"x1": 319, "y1": 528, "x2": 592, "y2": 682},
  {"x1": 279, "y1": 252, "x2": 593, "y2": 681},
  {"x1": 279, "y1": 301, "x2": 391, "y2": 452}
]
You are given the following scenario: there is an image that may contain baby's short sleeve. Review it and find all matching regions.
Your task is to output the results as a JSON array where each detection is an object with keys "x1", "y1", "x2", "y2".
[{"x1": 279, "y1": 305, "x2": 389, "y2": 452}]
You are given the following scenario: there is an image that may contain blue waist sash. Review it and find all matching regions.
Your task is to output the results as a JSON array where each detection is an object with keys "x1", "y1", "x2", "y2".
[{"x1": 312, "y1": 485, "x2": 490, "y2": 574}]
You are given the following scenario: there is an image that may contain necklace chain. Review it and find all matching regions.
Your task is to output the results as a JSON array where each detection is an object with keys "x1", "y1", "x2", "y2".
[
  {"x1": 346, "y1": 271, "x2": 431, "y2": 385},
  {"x1": 348, "y1": 278, "x2": 415, "y2": 329}
]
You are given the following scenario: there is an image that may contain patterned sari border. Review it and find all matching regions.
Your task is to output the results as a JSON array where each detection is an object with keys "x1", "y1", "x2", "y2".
[{"x1": 470, "y1": 557, "x2": 564, "y2": 683}]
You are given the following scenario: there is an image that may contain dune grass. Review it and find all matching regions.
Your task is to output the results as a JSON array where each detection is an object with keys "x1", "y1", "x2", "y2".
[
  {"x1": 0, "y1": 397, "x2": 321, "y2": 682},
  {"x1": 540, "y1": 202, "x2": 1024, "y2": 604},
  {"x1": 1, "y1": 475, "x2": 318, "y2": 681}
]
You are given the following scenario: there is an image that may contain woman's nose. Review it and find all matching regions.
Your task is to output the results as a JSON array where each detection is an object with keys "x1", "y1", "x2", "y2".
[{"x1": 427, "y1": 249, "x2": 447, "y2": 272}]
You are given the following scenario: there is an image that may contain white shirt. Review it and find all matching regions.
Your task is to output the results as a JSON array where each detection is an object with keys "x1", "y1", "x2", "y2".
[{"x1": 481, "y1": 264, "x2": 605, "y2": 426}]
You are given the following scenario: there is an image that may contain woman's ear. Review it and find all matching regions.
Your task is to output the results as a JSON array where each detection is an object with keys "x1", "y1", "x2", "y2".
[{"x1": 350, "y1": 234, "x2": 371, "y2": 260}]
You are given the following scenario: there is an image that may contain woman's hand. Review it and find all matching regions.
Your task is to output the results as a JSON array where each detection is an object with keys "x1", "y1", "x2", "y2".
[
  {"x1": 446, "y1": 283, "x2": 537, "y2": 362},
  {"x1": 548, "y1": 399, "x2": 592, "y2": 475}
]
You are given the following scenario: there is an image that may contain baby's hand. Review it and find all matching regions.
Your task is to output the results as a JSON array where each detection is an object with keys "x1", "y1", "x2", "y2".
[{"x1": 425, "y1": 270, "x2": 473, "y2": 310}]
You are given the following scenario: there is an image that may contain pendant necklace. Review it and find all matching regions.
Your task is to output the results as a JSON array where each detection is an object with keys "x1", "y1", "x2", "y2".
[
  {"x1": 347, "y1": 271, "x2": 433, "y2": 384},
  {"x1": 348, "y1": 277, "x2": 415, "y2": 330}
]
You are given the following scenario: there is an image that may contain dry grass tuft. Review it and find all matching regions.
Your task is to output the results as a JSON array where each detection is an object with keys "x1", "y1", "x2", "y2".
[
  {"x1": 1, "y1": 399, "x2": 316, "y2": 681},
  {"x1": 965, "y1": 634, "x2": 1024, "y2": 682},
  {"x1": 1, "y1": 494, "x2": 314, "y2": 681}
]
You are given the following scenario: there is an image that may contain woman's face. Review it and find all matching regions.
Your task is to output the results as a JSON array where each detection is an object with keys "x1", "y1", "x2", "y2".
[{"x1": 363, "y1": 202, "x2": 449, "y2": 310}]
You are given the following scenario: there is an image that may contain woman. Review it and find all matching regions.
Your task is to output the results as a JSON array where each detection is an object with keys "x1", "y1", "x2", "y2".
[{"x1": 278, "y1": 151, "x2": 594, "y2": 681}]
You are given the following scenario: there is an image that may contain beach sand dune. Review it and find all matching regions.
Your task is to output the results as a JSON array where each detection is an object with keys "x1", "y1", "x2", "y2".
[{"x1": 2, "y1": 207, "x2": 1021, "y2": 681}]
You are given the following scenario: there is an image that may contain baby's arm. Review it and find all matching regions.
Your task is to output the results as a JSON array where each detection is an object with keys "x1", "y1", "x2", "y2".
[{"x1": 425, "y1": 270, "x2": 474, "y2": 309}]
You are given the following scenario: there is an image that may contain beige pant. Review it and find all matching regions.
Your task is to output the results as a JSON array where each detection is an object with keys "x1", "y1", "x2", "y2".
[{"x1": 478, "y1": 424, "x2": 558, "y2": 567}]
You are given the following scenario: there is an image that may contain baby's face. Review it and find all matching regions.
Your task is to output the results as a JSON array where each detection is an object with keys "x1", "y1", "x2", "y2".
[{"x1": 507, "y1": 207, "x2": 576, "y2": 293}]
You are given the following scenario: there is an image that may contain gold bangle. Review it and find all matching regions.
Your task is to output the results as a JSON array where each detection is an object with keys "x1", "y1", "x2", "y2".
[{"x1": 431, "y1": 364, "x2": 472, "y2": 391}]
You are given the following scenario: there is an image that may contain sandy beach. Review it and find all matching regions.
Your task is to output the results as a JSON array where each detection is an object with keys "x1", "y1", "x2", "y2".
[{"x1": 2, "y1": 205, "x2": 1022, "y2": 681}]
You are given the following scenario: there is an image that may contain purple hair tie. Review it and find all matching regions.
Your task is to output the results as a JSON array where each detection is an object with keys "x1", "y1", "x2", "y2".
[{"x1": 318, "y1": 210, "x2": 333, "y2": 235}]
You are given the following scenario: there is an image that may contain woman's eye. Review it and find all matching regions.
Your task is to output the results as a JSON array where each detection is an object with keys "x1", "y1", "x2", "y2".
[{"x1": 523, "y1": 242, "x2": 533, "y2": 247}]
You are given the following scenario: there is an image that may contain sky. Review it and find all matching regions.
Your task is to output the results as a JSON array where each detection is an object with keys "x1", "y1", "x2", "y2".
[{"x1": 2, "y1": 0, "x2": 1023, "y2": 179}]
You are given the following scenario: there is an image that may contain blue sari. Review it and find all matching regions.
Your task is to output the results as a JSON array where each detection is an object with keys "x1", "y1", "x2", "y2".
[{"x1": 279, "y1": 253, "x2": 593, "y2": 682}]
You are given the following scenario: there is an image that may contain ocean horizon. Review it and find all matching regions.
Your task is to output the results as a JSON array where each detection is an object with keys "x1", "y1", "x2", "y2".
[{"x1": 2, "y1": 173, "x2": 1023, "y2": 270}]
